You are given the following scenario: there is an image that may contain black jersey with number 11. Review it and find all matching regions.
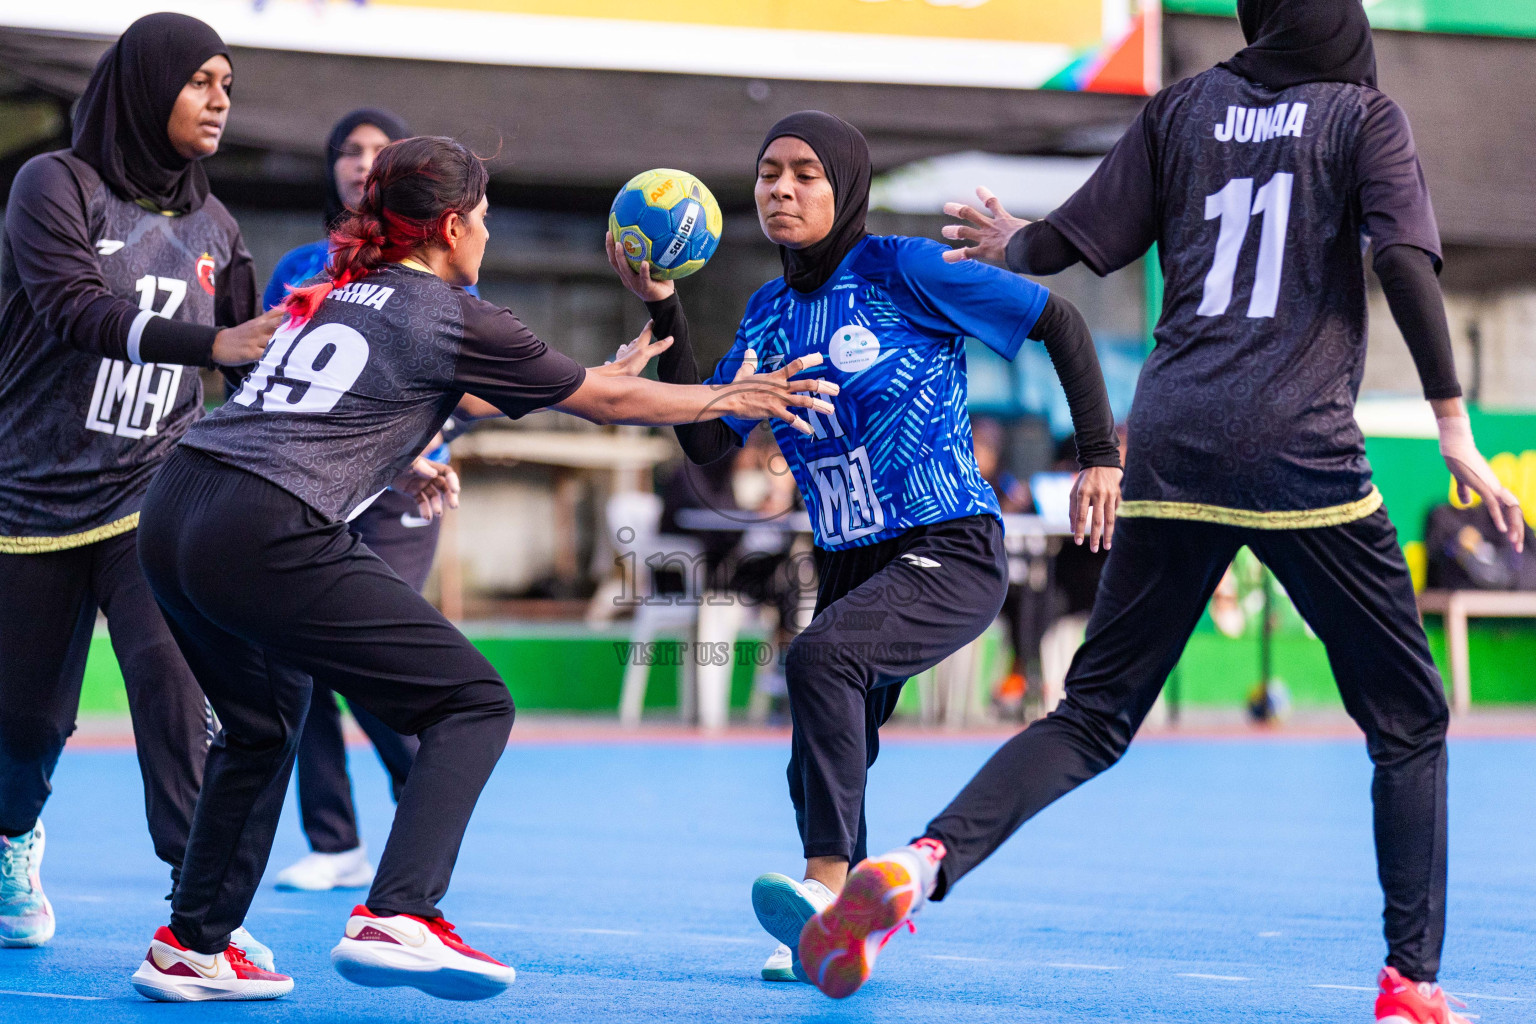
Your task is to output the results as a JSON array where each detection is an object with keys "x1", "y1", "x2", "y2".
[
  {"x1": 183, "y1": 262, "x2": 585, "y2": 522},
  {"x1": 1048, "y1": 66, "x2": 1441, "y2": 527}
]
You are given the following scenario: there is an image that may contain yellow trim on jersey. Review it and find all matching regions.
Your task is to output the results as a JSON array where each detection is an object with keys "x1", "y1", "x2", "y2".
[
  {"x1": 1117, "y1": 487, "x2": 1383, "y2": 530},
  {"x1": 0, "y1": 513, "x2": 141, "y2": 554},
  {"x1": 397, "y1": 258, "x2": 434, "y2": 274}
]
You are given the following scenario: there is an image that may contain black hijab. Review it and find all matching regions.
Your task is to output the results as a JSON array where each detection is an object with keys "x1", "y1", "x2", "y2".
[
  {"x1": 1221, "y1": 0, "x2": 1376, "y2": 91},
  {"x1": 757, "y1": 111, "x2": 871, "y2": 294},
  {"x1": 71, "y1": 12, "x2": 230, "y2": 215},
  {"x1": 323, "y1": 107, "x2": 411, "y2": 230}
]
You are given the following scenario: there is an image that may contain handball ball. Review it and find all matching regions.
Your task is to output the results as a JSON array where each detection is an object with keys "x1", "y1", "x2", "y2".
[{"x1": 609, "y1": 169, "x2": 723, "y2": 280}]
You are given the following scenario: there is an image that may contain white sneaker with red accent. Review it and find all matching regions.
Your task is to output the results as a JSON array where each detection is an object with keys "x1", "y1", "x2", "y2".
[
  {"x1": 130, "y1": 926, "x2": 293, "y2": 1002},
  {"x1": 1375, "y1": 967, "x2": 1472, "y2": 1024},
  {"x1": 331, "y1": 905, "x2": 514, "y2": 1000},
  {"x1": 798, "y1": 838, "x2": 946, "y2": 999}
]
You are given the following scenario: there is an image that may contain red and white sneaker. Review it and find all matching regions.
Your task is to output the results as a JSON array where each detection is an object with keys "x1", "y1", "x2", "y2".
[
  {"x1": 798, "y1": 839, "x2": 945, "y2": 999},
  {"x1": 331, "y1": 905, "x2": 514, "y2": 1000},
  {"x1": 1376, "y1": 967, "x2": 1472, "y2": 1024},
  {"x1": 130, "y1": 926, "x2": 293, "y2": 1002}
]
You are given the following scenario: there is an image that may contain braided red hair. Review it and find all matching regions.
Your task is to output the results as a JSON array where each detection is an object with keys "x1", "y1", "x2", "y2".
[{"x1": 282, "y1": 136, "x2": 489, "y2": 321}]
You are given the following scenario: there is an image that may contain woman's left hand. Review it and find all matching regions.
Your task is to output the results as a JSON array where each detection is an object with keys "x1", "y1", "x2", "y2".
[
  {"x1": 1069, "y1": 465, "x2": 1123, "y2": 552},
  {"x1": 391, "y1": 455, "x2": 460, "y2": 521},
  {"x1": 593, "y1": 320, "x2": 674, "y2": 378},
  {"x1": 606, "y1": 231, "x2": 675, "y2": 302}
]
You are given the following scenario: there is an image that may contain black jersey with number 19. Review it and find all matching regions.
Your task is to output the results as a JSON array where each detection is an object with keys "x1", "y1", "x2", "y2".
[
  {"x1": 1048, "y1": 67, "x2": 1440, "y2": 526},
  {"x1": 183, "y1": 262, "x2": 585, "y2": 521}
]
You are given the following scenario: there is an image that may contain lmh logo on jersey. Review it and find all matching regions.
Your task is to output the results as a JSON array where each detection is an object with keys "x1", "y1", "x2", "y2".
[
  {"x1": 1214, "y1": 102, "x2": 1307, "y2": 143},
  {"x1": 808, "y1": 446, "x2": 886, "y2": 545},
  {"x1": 85, "y1": 360, "x2": 184, "y2": 439}
]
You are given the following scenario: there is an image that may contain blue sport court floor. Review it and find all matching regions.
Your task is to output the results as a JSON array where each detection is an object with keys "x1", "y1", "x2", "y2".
[{"x1": 2, "y1": 732, "x2": 1532, "y2": 1022}]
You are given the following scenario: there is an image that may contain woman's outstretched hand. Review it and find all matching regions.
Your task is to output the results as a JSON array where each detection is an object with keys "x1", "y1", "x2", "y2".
[
  {"x1": 941, "y1": 186, "x2": 1030, "y2": 266},
  {"x1": 717, "y1": 350, "x2": 840, "y2": 437},
  {"x1": 211, "y1": 307, "x2": 286, "y2": 365},
  {"x1": 606, "y1": 230, "x2": 675, "y2": 302},
  {"x1": 1069, "y1": 465, "x2": 1123, "y2": 552},
  {"x1": 593, "y1": 320, "x2": 674, "y2": 378}
]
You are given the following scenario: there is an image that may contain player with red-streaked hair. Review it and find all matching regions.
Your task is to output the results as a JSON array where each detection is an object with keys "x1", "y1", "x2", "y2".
[{"x1": 127, "y1": 135, "x2": 840, "y2": 1003}]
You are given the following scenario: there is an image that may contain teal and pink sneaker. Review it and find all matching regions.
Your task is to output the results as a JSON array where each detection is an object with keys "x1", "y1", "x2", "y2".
[
  {"x1": 797, "y1": 838, "x2": 945, "y2": 999},
  {"x1": 0, "y1": 820, "x2": 54, "y2": 947}
]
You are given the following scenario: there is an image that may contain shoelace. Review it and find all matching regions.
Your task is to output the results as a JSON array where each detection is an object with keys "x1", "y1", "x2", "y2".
[
  {"x1": 0, "y1": 834, "x2": 36, "y2": 898},
  {"x1": 425, "y1": 916, "x2": 463, "y2": 943},
  {"x1": 224, "y1": 943, "x2": 258, "y2": 972},
  {"x1": 876, "y1": 919, "x2": 917, "y2": 953}
]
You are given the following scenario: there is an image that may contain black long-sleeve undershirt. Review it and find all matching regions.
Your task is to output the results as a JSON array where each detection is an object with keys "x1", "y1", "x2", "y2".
[
  {"x1": 1005, "y1": 220, "x2": 1084, "y2": 277},
  {"x1": 644, "y1": 293, "x2": 737, "y2": 464},
  {"x1": 1030, "y1": 293, "x2": 1120, "y2": 469},
  {"x1": 1373, "y1": 243, "x2": 1461, "y2": 400},
  {"x1": 644, "y1": 290, "x2": 1120, "y2": 471}
]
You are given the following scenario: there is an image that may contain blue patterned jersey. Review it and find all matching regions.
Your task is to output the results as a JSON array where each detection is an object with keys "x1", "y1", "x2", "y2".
[{"x1": 708, "y1": 235, "x2": 1048, "y2": 551}]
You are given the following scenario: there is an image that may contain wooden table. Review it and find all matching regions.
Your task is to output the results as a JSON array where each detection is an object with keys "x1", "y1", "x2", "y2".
[
  {"x1": 444, "y1": 427, "x2": 677, "y2": 617},
  {"x1": 1418, "y1": 589, "x2": 1536, "y2": 715}
]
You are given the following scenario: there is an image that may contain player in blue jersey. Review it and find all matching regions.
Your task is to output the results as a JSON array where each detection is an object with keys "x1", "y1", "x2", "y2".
[{"x1": 607, "y1": 111, "x2": 1123, "y2": 982}]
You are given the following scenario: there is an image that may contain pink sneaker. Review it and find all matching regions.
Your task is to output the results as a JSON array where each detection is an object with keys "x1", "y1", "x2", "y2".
[{"x1": 1375, "y1": 966, "x2": 1471, "y2": 1024}]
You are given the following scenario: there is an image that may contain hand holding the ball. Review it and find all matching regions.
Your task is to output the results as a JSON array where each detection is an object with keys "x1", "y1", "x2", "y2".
[
  {"x1": 606, "y1": 231, "x2": 674, "y2": 302},
  {"x1": 718, "y1": 349, "x2": 841, "y2": 437}
]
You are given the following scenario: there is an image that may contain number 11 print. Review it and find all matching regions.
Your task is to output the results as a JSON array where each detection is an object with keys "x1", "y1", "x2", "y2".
[{"x1": 1197, "y1": 172, "x2": 1294, "y2": 319}]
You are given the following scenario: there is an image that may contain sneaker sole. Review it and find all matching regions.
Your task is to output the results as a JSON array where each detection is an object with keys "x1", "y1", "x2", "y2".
[
  {"x1": 130, "y1": 969, "x2": 292, "y2": 1002},
  {"x1": 332, "y1": 941, "x2": 513, "y2": 1001},
  {"x1": 798, "y1": 859, "x2": 916, "y2": 1000},
  {"x1": 0, "y1": 896, "x2": 55, "y2": 947},
  {"x1": 761, "y1": 964, "x2": 798, "y2": 982},
  {"x1": 751, "y1": 874, "x2": 818, "y2": 949}
]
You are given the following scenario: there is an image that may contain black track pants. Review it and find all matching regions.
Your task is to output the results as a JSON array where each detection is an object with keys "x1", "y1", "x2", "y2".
[
  {"x1": 921, "y1": 510, "x2": 1449, "y2": 982},
  {"x1": 788, "y1": 515, "x2": 1008, "y2": 864},
  {"x1": 0, "y1": 530, "x2": 212, "y2": 886},
  {"x1": 138, "y1": 448, "x2": 513, "y2": 954},
  {"x1": 294, "y1": 489, "x2": 433, "y2": 853}
]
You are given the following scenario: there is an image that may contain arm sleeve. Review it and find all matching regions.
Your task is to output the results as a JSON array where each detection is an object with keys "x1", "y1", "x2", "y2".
[
  {"x1": 894, "y1": 237, "x2": 1049, "y2": 360},
  {"x1": 213, "y1": 229, "x2": 261, "y2": 389},
  {"x1": 214, "y1": 232, "x2": 258, "y2": 329},
  {"x1": 1356, "y1": 94, "x2": 1443, "y2": 268},
  {"x1": 3, "y1": 155, "x2": 218, "y2": 366},
  {"x1": 1004, "y1": 220, "x2": 1084, "y2": 276},
  {"x1": 644, "y1": 292, "x2": 739, "y2": 464},
  {"x1": 453, "y1": 293, "x2": 587, "y2": 418},
  {"x1": 1027, "y1": 293, "x2": 1122, "y2": 469},
  {"x1": 1373, "y1": 244, "x2": 1461, "y2": 400},
  {"x1": 1045, "y1": 102, "x2": 1161, "y2": 277}
]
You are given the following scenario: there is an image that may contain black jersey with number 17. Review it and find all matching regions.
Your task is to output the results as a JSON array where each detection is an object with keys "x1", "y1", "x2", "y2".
[
  {"x1": 1049, "y1": 67, "x2": 1441, "y2": 527},
  {"x1": 182, "y1": 262, "x2": 585, "y2": 522}
]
